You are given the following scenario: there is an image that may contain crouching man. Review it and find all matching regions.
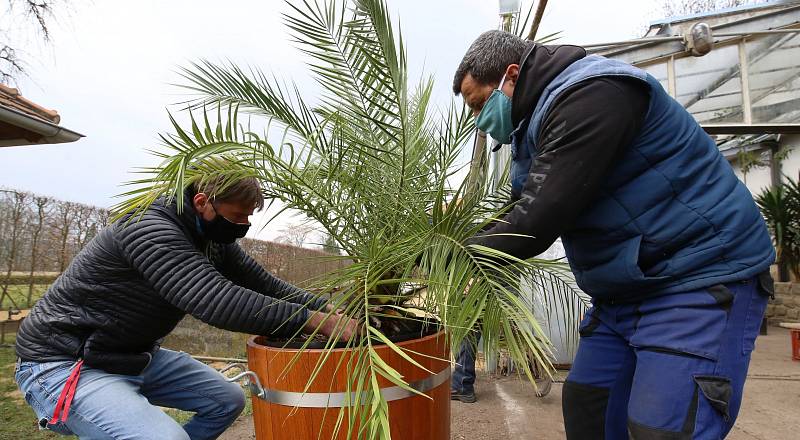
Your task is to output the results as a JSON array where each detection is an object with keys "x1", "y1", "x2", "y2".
[{"x1": 14, "y1": 176, "x2": 357, "y2": 439}]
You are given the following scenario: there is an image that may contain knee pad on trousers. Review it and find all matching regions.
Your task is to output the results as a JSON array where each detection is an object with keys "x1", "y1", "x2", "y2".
[{"x1": 562, "y1": 380, "x2": 610, "y2": 440}]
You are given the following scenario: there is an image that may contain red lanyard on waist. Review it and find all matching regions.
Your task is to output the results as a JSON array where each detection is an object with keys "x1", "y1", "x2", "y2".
[{"x1": 50, "y1": 359, "x2": 84, "y2": 425}]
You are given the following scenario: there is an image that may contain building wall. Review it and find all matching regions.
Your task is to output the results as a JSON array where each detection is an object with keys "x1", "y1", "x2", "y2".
[
  {"x1": 765, "y1": 282, "x2": 800, "y2": 324},
  {"x1": 733, "y1": 160, "x2": 772, "y2": 197},
  {"x1": 730, "y1": 136, "x2": 799, "y2": 195},
  {"x1": 780, "y1": 134, "x2": 800, "y2": 181}
]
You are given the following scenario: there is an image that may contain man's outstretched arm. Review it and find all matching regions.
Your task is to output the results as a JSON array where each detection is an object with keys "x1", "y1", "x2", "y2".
[{"x1": 117, "y1": 217, "x2": 310, "y2": 337}]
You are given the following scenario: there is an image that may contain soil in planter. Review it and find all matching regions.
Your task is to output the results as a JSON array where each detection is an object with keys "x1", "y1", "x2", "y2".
[{"x1": 261, "y1": 313, "x2": 440, "y2": 349}]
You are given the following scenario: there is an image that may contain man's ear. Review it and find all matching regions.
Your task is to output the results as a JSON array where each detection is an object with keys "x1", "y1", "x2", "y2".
[
  {"x1": 193, "y1": 192, "x2": 210, "y2": 213},
  {"x1": 505, "y1": 64, "x2": 521, "y2": 86}
]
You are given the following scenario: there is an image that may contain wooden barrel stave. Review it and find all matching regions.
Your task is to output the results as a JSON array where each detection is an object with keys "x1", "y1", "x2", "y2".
[{"x1": 246, "y1": 331, "x2": 450, "y2": 440}]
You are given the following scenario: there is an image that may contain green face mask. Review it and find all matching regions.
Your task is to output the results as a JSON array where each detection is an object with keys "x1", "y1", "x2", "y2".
[{"x1": 475, "y1": 74, "x2": 513, "y2": 145}]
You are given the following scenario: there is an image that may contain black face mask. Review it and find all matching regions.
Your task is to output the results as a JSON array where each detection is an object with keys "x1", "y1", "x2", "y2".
[{"x1": 196, "y1": 203, "x2": 250, "y2": 244}]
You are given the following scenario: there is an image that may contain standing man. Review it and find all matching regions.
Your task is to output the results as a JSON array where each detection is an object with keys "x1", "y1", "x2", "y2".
[
  {"x1": 451, "y1": 329, "x2": 481, "y2": 403},
  {"x1": 14, "y1": 175, "x2": 358, "y2": 440},
  {"x1": 452, "y1": 30, "x2": 774, "y2": 439}
]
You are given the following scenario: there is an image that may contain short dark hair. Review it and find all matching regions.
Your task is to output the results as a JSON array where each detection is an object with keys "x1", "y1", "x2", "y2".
[
  {"x1": 452, "y1": 30, "x2": 531, "y2": 95},
  {"x1": 191, "y1": 174, "x2": 265, "y2": 211}
]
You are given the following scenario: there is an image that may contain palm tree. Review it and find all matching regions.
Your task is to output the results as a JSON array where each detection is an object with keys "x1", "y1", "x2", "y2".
[
  {"x1": 115, "y1": 0, "x2": 583, "y2": 437},
  {"x1": 757, "y1": 174, "x2": 800, "y2": 280}
]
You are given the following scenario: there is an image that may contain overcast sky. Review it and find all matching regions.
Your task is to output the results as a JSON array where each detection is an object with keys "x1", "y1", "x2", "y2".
[{"x1": 0, "y1": 0, "x2": 658, "y2": 241}]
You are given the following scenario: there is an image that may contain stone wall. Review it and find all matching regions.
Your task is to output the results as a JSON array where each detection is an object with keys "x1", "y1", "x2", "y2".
[{"x1": 766, "y1": 282, "x2": 800, "y2": 324}]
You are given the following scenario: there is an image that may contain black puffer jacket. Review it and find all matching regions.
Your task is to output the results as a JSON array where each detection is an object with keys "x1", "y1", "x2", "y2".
[{"x1": 16, "y1": 196, "x2": 325, "y2": 375}]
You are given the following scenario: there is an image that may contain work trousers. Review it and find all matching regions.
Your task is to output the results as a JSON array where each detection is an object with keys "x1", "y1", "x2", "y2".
[
  {"x1": 563, "y1": 274, "x2": 771, "y2": 439},
  {"x1": 452, "y1": 331, "x2": 481, "y2": 394}
]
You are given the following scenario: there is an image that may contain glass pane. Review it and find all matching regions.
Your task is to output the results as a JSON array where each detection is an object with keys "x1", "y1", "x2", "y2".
[
  {"x1": 746, "y1": 33, "x2": 800, "y2": 124},
  {"x1": 675, "y1": 44, "x2": 743, "y2": 124},
  {"x1": 642, "y1": 62, "x2": 669, "y2": 95}
]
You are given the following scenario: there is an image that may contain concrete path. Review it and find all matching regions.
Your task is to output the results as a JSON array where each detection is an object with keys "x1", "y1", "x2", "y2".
[
  {"x1": 221, "y1": 326, "x2": 800, "y2": 439},
  {"x1": 726, "y1": 326, "x2": 800, "y2": 440}
]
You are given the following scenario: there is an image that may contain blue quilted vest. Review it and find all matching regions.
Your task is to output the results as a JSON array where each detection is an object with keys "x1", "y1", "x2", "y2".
[{"x1": 510, "y1": 55, "x2": 775, "y2": 300}]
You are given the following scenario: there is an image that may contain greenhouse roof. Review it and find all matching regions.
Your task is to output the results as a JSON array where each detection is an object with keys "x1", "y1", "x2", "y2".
[
  {"x1": 648, "y1": 0, "x2": 798, "y2": 28},
  {"x1": 586, "y1": 0, "x2": 800, "y2": 150}
]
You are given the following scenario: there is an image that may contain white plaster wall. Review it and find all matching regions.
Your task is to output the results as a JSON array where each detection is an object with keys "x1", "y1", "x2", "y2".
[
  {"x1": 732, "y1": 158, "x2": 773, "y2": 197},
  {"x1": 730, "y1": 136, "x2": 799, "y2": 196},
  {"x1": 780, "y1": 134, "x2": 800, "y2": 181}
]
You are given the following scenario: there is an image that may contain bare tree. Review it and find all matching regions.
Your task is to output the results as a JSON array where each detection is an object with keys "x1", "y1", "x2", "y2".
[
  {"x1": 0, "y1": 196, "x2": 11, "y2": 263},
  {"x1": 26, "y1": 195, "x2": 50, "y2": 306},
  {"x1": 660, "y1": 0, "x2": 758, "y2": 18},
  {"x1": 51, "y1": 200, "x2": 76, "y2": 272},
  {"x1": 1, "y1": 0, "x2": 74, "y2": 84},
  {"x1": 321, "y1": 233, "x2": 341, "y2": 255},
  {"x1": 636, "y1": 0, "x2": 760, "y2": 36},
  {"x1": 73, "y1": 203, "x2": 96, "y2": 250},
  {"x1": 276, "y1": 223, "x2": 316, "y2": 248},
  {"x1": 0, "y1": 45, "x2": 25, "y2": 84},
  {"x1": 0, "y1": 190, "x2": 27, "y2": 309},
  {"x1": 94, "y1": 208, "x2": 110, "y2": 229}
]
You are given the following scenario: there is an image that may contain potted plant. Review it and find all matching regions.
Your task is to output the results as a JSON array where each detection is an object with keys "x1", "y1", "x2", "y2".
[{"x1": 115, "y1": 1, "x2": 580, "y2": 438}]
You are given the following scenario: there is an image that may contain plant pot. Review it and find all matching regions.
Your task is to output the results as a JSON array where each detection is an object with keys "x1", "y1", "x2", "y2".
[{"x1": 245, "y1": 330, "x2": 450, "y2": 439}]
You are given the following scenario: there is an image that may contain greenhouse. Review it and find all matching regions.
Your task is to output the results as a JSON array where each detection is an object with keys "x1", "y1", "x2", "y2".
[{"x1": 591, "y1": 0, "x2": 800, "y2": 194}]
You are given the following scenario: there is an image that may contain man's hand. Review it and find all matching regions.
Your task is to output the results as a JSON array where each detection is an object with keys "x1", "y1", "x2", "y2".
[{"x1": 304, "y1": 310, "x2": 361, "y2": 342}]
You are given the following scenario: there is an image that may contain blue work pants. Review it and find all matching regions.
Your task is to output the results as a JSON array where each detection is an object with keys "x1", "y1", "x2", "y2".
[{"x1": 563, "y1": 275, "x2": 770, "y2": 439}]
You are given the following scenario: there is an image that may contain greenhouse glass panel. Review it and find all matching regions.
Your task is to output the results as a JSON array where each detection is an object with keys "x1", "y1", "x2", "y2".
[
  {"x1": 675, "y1": 44, "x2": 743, "y2": 124},
  {"x1": 643, "y1": 62, "x2": 670, "y2": 95},
  {"x1": 745, "y1": 33, "x2": 800, "y2": 124}
]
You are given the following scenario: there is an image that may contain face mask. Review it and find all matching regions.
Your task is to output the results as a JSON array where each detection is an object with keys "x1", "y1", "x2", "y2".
[
  {"x1": 196, "y1": 202, "x2": 250, "y2": 244},
  {"x1": 475, "y1": 73, "x2": 514, "y2": 145}
]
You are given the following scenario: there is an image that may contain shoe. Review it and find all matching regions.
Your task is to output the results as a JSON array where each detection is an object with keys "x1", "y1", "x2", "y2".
[{"x1": 450, "y1": 389, "x2": 477, "y2": 403}]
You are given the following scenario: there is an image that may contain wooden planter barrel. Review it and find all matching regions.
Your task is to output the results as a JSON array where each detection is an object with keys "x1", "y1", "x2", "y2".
[{"x1": 245, "y1": 330, "x2": 450, "y2": 440}]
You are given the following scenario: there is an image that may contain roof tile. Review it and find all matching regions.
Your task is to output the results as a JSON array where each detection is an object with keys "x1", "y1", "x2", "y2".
[{"x1": 0, "y1": 83, "x2": 61, "y2": 124}]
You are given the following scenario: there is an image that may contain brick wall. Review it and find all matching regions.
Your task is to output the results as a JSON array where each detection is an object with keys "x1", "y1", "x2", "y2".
[
  {"x1": 766, "y1": 282, "x2": 800, "y2": 324},
  {"x1": 162, "y1": 241, "x2": 346, "y2": 357}
]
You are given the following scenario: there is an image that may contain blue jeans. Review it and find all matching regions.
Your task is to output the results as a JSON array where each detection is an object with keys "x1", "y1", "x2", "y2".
[
  {"x1": 563, "y1": 276, "x2": 769, "y2": 439},
  {"x1": 14, "y1": 348, "x2": 245, "y2": 439},
  {"x1": 451, "y1": 331, "x2": 480, "y2": 394}
]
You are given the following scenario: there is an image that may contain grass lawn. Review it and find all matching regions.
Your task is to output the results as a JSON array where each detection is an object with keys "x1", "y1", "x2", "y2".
[
  {"x1": 0, "y1": 284, "x2": 49, "y2": 309},
  {"x1": 0, "y1": 335, "x2": 64, "y2": 440},
  {"x1": 1, "y1": 335, "x2": 252, "y2": 439}
]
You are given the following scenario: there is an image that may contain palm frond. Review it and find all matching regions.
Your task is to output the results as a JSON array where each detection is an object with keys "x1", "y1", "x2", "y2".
[{"x1": 118, "y1": 1, "x2": 584, "y2": 438}]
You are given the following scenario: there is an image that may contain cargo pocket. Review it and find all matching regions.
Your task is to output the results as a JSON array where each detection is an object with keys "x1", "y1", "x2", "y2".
[
  {"x1": 693, "y1": 375, "x2": 732, "y2": 422},
  {"x1": 628, "y1": 386, "x2": 699, "y2": 439}
]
